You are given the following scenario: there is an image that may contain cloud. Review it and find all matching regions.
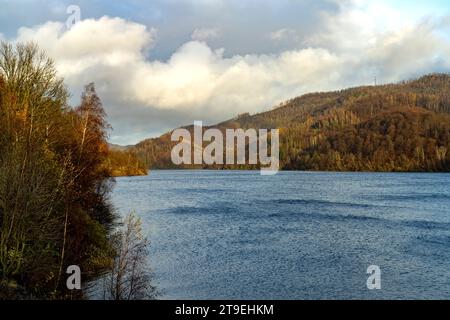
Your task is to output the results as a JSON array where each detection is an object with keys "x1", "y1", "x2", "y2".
[
  {"x1": 191, "y1": 28, "x2": 220, "y2": 41},
  {"x1": 129, "y1": 42, "x2": 343, "y2": 115},
  {"x1": 14, "y1": 17, "x2": 156, "y2": 75},
  {"x1": 4, "y1": 0, "x2": 450, "y2": 144},
  {"x1": 269, "y1": 28, "x2": 299, "y2": 41}
]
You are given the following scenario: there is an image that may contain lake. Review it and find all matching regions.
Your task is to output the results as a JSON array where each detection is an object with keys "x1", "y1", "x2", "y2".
[{"x1": 111, "y1": 170, "x2": 450, "y2": 299}]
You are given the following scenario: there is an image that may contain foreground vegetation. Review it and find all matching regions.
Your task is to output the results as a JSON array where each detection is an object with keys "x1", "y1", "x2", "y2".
[
  {"x1": 0, "y1": 42, "x2": 151, "y2": 299},
  {"x1": 131, "y1": 74, "x2": 450, "y2": 172}
]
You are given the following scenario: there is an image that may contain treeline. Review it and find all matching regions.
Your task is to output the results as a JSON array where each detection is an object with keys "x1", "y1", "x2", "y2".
[
  {"x1": 0, "y1": 43, "x2": 151, "y2": 300},
  {"x1": 106, "y1": 149, "x2": 148, "y2": 177},
  {"x1": 129, "y1": 74, "x2": 450, "y2": 172}
]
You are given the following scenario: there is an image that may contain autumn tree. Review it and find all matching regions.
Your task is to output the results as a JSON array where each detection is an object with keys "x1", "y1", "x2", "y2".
[
  {"x1": 0, "y1": 42, "x2": 72, "y2": 296},
  {"x1": 0, "y1": 42, "x2": 119, "y2": 298}
]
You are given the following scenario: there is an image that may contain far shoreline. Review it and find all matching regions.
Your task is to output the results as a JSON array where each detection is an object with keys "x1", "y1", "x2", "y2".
[{"x1": 124, "y1": 168, "x2": 450, "y2": 175}]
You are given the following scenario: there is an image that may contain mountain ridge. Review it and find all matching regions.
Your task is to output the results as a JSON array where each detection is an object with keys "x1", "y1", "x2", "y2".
[{"x1": 124, "y1": 73, "x2": 450, "y2": 172}]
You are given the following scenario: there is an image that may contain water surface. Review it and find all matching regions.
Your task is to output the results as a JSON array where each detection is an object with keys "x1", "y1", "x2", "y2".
[{"x1": 112, "y1": 170, "x2": 450, "y2": 299}]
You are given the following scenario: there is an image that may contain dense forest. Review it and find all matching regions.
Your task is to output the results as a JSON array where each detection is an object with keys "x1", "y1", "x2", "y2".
[
  {"x1": 106, "y1": 149, "x2": 148, "y2": 177},
  {"x1": 129, "y1": 74, "x2": 450, "y2": 172},
  {"x1": 0, "y1": 43, "x2": 150, "y2": 299}
]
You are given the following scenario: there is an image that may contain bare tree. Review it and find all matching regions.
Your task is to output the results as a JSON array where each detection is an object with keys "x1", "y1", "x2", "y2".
[{"x1": 104, "y1": 213, "x2": 157, "y2": 300}]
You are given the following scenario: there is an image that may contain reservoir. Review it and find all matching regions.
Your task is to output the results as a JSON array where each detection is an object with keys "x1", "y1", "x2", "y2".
[{"x1": 112, "y1": 170, "x2": 450, "y2": 299}]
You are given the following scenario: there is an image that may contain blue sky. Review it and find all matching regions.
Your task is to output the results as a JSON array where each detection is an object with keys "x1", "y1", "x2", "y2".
[
  {"x1": 1, "y1": 0, "x2": 450, "y2": 144},
  {"x1": 388, "y1": 0, "x2": 449, "y2": 12}
]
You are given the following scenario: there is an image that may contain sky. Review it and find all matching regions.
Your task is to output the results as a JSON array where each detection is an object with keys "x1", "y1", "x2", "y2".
[{"x1": 1, "y1": 0, "x2": 450, "y2": 145}]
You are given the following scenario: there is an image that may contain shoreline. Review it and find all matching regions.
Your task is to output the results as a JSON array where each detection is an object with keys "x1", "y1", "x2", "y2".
[{"x1": 139, "y1": 168, "x2": 450, "y2": 174}]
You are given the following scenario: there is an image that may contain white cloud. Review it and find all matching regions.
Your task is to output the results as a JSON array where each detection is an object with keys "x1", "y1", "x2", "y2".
[
  {"x1": 129, "y1": 42, "x2": 344, "y2": 116},
  {"x1": 305, "y1": 0, "x2": 414, "y2": 52},
  {"x1": 4, "y1": 0, "x2": 450, "y2": 144},
  {"x1": 14, "y1": 17, "x2": 156, "y2": 76},
  {"x1": 191, "y1": 28, "x2": 220, "y2": 41},
  {"x1": 269, "y1": 28, "x2": 299, "y2": 41}
]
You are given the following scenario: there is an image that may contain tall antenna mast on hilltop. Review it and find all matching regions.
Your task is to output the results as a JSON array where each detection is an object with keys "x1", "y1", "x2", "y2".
[{"x1": 374, "y1": 76, "x2": 377, "y2": 86}]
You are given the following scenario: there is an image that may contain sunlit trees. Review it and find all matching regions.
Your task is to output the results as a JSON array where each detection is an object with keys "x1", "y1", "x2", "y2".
[
  {"x1": 0, "y1": 43, "x2": 71, "y2": 296},
  {"x1": 70, "y1": 83, "x2": 115, "y2": 229},
  {"x1": 130, "y1": 73, "x2": 450, "y2": 172},
  {"x1": 0, "y1": 42, "x2": 117, "y2": 298},
  {"x1": 106, "y1": 150, "x2": 147, "y2": 177}
]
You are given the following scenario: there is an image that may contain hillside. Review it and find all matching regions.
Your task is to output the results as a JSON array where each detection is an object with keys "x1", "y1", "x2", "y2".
[
  {"x1": 105, "y1": 149, "x2": 148, "y2": 177},
  {"x1": 129, "y1": 74, "x2": 450, "y2": 172}
]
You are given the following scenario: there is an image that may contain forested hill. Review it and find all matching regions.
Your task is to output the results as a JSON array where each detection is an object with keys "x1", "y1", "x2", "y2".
[{"x1": 130, "y1": 73, "x2": 450, "y2": 172}]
